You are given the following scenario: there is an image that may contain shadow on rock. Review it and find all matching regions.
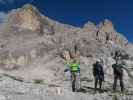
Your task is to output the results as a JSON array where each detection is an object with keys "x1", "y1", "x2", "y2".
[{"x1": 80, "y1": 86, "x2": 111, "y2": 94}]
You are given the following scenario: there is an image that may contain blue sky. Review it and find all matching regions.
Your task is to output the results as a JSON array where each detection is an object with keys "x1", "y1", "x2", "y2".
[{"x1": 0, "y1": 0, "x2": 132, "y2": 42}]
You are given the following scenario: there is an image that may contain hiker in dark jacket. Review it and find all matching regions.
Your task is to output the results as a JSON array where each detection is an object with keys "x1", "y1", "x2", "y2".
[
  {"x1": 112, "y1": 58, "x2": 124, "y2": 92},
  {"x1": 93, "y1": 59, "x2": 104, "y2": 91}
]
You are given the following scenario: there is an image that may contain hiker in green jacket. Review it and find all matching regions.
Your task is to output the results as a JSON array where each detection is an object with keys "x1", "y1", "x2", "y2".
[{"x1": 68, "y1": 59, "x2": 80, "y2": 92}]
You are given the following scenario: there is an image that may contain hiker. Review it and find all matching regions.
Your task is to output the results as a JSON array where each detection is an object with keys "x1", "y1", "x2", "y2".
[
  {"x1": 93, "y1": 59, "x2": 104, "y2": 92},
  {"x1": 112, "y1": 57, "x2": 124, "y2": 92},
  {"x1": 68, "y1": 59, "x2": 80, "y2": 92}
]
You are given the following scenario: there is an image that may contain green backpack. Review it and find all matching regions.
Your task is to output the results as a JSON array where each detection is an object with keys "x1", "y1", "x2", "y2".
[{"x1": 70, "y1": 63, "x2": 80, "y2": 72}]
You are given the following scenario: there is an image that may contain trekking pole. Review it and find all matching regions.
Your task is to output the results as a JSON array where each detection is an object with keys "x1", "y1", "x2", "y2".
[{"x1": 122, "y1": 65, "x2": 133, "y2": 85}]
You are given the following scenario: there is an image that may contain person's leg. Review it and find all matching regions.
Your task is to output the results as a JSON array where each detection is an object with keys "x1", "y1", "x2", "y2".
[
  {"x1": 113, "y1": 75, "x2": 118, "y2": 91},
  {"x1": 99, "y1": 75, "x2": 104, "y2": 90},
  {"x1": 95, "y1": 76, "x2": 98, "y2": 91},
  {"x1": 72, "y1": 72, "x2": 76, "y2": 92},
  {"x1": 119, "y1": 75, "x2": 124, "y2": 92},
  {"x1": 76, "y1": 72, "x2": 81, "y2": 92},
  {"x1": 99, "y1": 79, "x2": 102, "y2": 90}
]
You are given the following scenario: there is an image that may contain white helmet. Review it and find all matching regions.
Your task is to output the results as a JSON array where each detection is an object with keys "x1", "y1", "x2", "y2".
[
  {"x1": 100, "y1": 56, "x2": 103, "y2": 60},
  {"x1": 96, "y1": 59, "x2": 101, "y2": 62}
]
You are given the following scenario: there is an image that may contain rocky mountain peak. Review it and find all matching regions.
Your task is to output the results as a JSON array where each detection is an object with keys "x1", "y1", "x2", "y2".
[
  {"x1": 22, "y1": 4, "x2": 39, "y2": 13},
  {"x1": 104, "y1": 19, "x2": 113, "y2": 26},
  {"x1": 0, "y1": 4, "x2": 133, "y2": 100},
  {"x1": 98, "y1": 19, "x2": 114, "y2": 33},
  {"x1": 4, "y1": 4, "x2": 43, "y2": 33},
  {"x1": 0, "y1": 4, "x2": 131, "y2": 55},
  {"x1": 83, "y1": 21, "x2": 98, "y2": 32},
  {"x1": 83, "y1": 21, "x2": 96, "y2": 28},
  {"x1": 103, "y1": 19, "x2": 114, "y2": 31}
]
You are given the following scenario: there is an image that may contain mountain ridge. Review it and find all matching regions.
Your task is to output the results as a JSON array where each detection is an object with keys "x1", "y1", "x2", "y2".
[{"x1": 0, "y1": 4, "x2": 132, "y2": 100}]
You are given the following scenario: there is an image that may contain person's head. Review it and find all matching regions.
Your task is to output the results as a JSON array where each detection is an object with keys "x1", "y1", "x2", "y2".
[
  {"x1": 73, "y1": 58, "x2": 77, "y2": 63},
  {"x1": 116, "y1": 57, "x2": 121, "y2": 64},
  {"x1": 116, "y1": 59, "x2": 118, "y2": 64},
  {"x1": 96, "y1": 59, "x2": 101, "y2": 63},
  {"x1": 100, "y1": 56, "x2": 104, "y2": 62}
]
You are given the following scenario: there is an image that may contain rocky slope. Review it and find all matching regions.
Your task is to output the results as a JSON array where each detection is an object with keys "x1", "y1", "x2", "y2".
[{"x1": 0, "y1": 4, "x2": 133, "y2": 100}]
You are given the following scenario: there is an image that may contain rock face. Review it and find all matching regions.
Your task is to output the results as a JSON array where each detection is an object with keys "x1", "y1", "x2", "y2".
[
  {"x1": 85, "y1": 19, "x2": 128, "y2": 48},
  {"x1": 0, "y1": 4, "x2": 133, "y2": 100},
  {"x1": 0, "y1": 3, "x2": 132, "y2": 75},
  {"x1": 4, "y1": 4, "x2": 54, "y2": 35},
  {"x1": 5, "y1": 4, "x2": 41, "y2": 32}
]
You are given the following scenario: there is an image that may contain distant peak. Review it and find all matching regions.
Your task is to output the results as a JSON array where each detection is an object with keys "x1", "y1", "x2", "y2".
[
  {"x1": 21, "y1": 3, "x2": 40, "y2": 14},
  {"x1": 22, "y1": 4, "x2": 36, "y2": 10},
  {"x1": 96, "y1": 19, "x2": 114, "y2": 32},
  {"x1": 84, "y1": 21, "x2": 96, "y2": 27},
  {"x1": 4, "y1": 3, "x2": 43, "y2": 33},
  {"x1": 83, "y1": 21, "x2": 97, "y2": 31},
  {"x1": 104, "y1": 19, "x2": 113, "y2": 25}
]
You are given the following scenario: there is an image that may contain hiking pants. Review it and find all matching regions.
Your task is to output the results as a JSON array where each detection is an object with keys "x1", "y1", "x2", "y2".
[
  {"x1": 71, "y1": 72, "x2": 80, "y2": 92},
  {"x1": 94, "y1": 75, "x2": 103, "y2": 90},
  {"x1": 113, "y1": 74, "x2": 124, "y2": 92}
]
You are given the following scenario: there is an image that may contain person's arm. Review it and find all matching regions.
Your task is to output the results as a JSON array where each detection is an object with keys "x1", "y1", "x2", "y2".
[
  {"x1": 101, "y1": 66, "x2": 104, "y2": 81},
  {"x1": 64, "y1": 60, "x2": 71, "y2": 71},
  {"x1": 112, "y1": 64, "x2": 115, "y2": 69},
  {"x1": 78, "y1": 63, "x2": 80, "y2": 70},
  {"x1": 121, "y1": 64, "x2": 126, "y2": 70},
  {"x1": 93, "y1": 64, "x2": 96, "y2": 76}
]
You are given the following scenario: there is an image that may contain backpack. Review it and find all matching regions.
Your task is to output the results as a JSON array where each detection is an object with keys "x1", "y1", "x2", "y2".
[
  {"x1": 70, "y1": 63, "x2": 80, "y2": 72},
  {"x1": 94, "y1": 63, "x2": 104, "y2": 76},
  {"x1": 112, "y1": 64, "x2": 123, "y2": 75}
]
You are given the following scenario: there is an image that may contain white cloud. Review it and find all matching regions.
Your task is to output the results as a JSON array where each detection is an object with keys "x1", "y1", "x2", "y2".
[{"x1": 0, "y1": 12, "x2": 7, "y2": 24}]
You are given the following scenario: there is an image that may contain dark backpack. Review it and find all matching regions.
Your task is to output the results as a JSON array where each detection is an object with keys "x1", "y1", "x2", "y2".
[
  {"x1": 93, "y1": 62, "x2": 104, "y2": 76},
  {"x1": 112, "y1": 64, "x2": 123, "y2": 75}
]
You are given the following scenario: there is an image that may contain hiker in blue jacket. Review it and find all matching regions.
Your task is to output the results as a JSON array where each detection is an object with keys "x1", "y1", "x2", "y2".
[{"x1": 93, "y1": 59, "x2": 104, "y2": 91}]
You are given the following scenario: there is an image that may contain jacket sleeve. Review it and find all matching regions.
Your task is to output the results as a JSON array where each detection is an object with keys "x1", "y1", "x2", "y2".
[
  {"x1": 101, "y1": 66, "x2": 104, "y2": 80},
  {"x1": 66, "y1": 62, "x2": 71, "y2": 70},
  {"x1": 77, "y1": 64, "x2": 80, "y2": 71},
  {"x1": 93, "y1": 64, "x2": 96, "y2": 76},
  {"x1": 112, "y1": 64, "x2": 115, "y2": 69},
  {"x1": 101, "y1": 66, "x2": 104, "y2": 75}
]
